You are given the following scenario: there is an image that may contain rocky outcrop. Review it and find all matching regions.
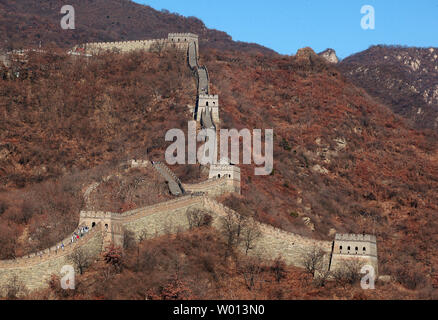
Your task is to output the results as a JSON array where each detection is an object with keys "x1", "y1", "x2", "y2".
[{"x1": 318, "y1": 48, "x2": 339, "y2": 64}]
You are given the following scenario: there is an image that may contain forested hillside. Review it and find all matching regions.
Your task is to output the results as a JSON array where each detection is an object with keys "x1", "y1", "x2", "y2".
[{"x1": 0, "y1": 0, "x2": 275, "y2": 55}]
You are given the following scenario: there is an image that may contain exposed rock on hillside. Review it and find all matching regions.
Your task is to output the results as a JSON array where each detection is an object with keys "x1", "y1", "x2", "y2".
[
  {"x1": 339, "y1": 45, "x2": 438, "y2": 131},
  {"x1": 318, "y1": 48, "x2": 339, "y2": 64}
]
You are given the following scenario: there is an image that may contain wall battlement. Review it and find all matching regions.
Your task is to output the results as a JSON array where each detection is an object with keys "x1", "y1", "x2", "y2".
[
  {"x1": 168, "y1": 33, "x2": 198, "y2": 40},
  {"x1": 335, "y1": 233, "x2": 377, "y2": 242},
  {"x1": 120, "y1": 193, "x2": 203, "y2": 218},
  {"x1": 129, "y1": 159, "x2": 149, "y2": 168},
  {"x1": 78, "y1": 33, "x2": 200, "y2": 56},
  {"x1": 0, "y1": 224, "x2": 104, "y2": 292},
  {"x1": 183, "y1": 176, "x2": 240, "y2": 196},
  {"x1": 0, "y1": 223, "x2": 103, "y2": 268},
  {"x1": 80, "y1": 39, "x2": 168, "y2": 55},
  {"x1": 199, "y1": 94, "x2": 219, "y2": 99},
  {"x1": 80, "y1": 211, "x2": 115, "y2": 219}
]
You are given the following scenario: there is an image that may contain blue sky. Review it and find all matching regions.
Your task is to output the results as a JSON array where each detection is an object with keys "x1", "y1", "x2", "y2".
[{"x1": 135, "y1": 0, "x2": 438, "y2": 59}]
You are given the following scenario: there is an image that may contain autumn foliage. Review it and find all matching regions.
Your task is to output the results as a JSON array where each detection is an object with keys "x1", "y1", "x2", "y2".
[{"x1": 0, "y1": 39, "x2": 437, "y2": 299}]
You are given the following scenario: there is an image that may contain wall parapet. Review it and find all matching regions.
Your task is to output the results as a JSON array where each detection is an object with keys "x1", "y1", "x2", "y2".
[
  {"x1": 335, "y1": 233, "x2": 377, "y2": 242},
  {"x1": 120, "y1": 194, "x2": 204, "y2": 218},
  {"x1": 204, "y1": 197, "x2": 332, "y2": 249},
  {"x1": 130, "y1": 159, "x2": 150, "y2": 168},
  {"x1": 0, "y1": 223, "x2": 103, "y2": 269},
  {"x1": 77, "y1": 32, "x2": 200, "y2": 56}
]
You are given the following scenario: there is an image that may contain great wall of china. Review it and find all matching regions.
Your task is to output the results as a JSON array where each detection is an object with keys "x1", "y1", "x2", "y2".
[{"x1": 0, "y1": 33, "x2": 378, "y2": 293}]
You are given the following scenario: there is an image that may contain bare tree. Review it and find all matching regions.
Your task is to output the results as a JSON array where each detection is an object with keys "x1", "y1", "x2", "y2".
[
  {"x1": 219, "y1": 211, "x2": 242, "y2": 259},
  {"x1": 242, "y1": 219, "x2": 261, "y2": 255},
  {"x1": 239, "y1": 257, "x2": 263, "y2": 291},
  {"x1": 139, "y1": 248, "x2": 158, "y2": 272},
  {"x1": 123, "y1": 229, "x2": 136, "y2": 250},
  {"x1": 270, "y1": 257, "x2": 287, "y2": 283},
  {"x1": 69, "y1": 247, "x2": 93, "y2": 275},
  {"x1": 135, "y1": 229, "x2": 148, "y2": 271},
  {"x1": 332, "y1": 260, "x2": 362, "y2": 286},
  {"x1": 138, "y1": 229, "x2": 148, "y2": 243},
  {"x1": 313, "y1": 269, "x2": 331, "y2": 287},
  {"x1": 300, "y1": 246, "x2": 326, "y2": 277},
  {"x1": 186, "y1": 209, "x2": 211, "y2": 229}
]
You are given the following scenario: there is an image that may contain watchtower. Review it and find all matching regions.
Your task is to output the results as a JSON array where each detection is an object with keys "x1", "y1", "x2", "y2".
[
  {"x1": 196, "y1": 94, "x2": 219, "y2": 123},
  {"x1": 79, "y1": 211, "x2": 124, "y2": 247},
  {"x1": 167, "y1": 33, "x2": 199, "y2": 57},
  {"x1": 209, "y1": 158, "x2": 241, "y2": 194},
  {"x1": 329, "y1": 233, "x2": 378, "y2": 276}
]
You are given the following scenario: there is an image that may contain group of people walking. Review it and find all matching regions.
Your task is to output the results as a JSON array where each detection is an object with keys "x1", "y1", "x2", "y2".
[
  {"x1": 55, "y1": 226, "x2": 90, "y2": 252},
  {"x1": 71, "y1": 226, "x2": 90, "y2": 243}
]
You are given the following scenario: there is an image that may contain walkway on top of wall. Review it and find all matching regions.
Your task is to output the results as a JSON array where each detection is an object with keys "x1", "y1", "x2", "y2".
[{"x1": 152, "y1": 161, "x2": 185, "y2": 196}]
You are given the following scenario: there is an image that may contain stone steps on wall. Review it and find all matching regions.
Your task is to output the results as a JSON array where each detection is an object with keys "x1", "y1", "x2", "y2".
[
  {"x1": 152, "y1": 161, "x2": 184, "y2": 196},
  {"x1": 188, "y1": 41, "x2": 198, "y2": 69},
  {"x1": 197, "y1": 66, "x2": 209, "y2": 95}
]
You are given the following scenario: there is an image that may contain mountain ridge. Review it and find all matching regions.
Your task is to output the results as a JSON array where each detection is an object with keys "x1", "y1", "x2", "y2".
[
  {"x1": 339, "y1": 45, "x2": 438, "y2": 132},
  {"x1": 0, "y1": 0, "x2": 276, "y2": 56}
]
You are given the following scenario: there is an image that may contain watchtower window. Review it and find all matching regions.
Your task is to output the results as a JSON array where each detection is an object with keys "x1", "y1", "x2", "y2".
[
  {"x1": 218, "y1": 174, "x2": 221, "y2": 178},
  {"x1": 339, "y1": 245, "x2": 343, "y2": 250},
  {"x1": 92, "y1": 222, "x2": 96, "y2": 228},
  {"x1": 363, "y1": 247, "x2": 366, "y2": 251},
  {"x1": 355, "y1": 247, "x2": 358, "y2": 251},
  {"x1": 347, "y1": 246, "x2": 350, "y2": 251},
  {"x1": 105, "y1": 224, "x2": 108, "y2": 230},
  {"x1": 206, "y1": 101, "x2": 209, "y2": 106}
]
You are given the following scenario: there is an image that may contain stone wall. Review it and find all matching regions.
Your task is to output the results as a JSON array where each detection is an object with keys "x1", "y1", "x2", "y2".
[
  {"x1": 0, "y1": 192, "x2": 378, "y2": 293},
  {"x1": 188, "y1": 41, "x2": 198, "y2": 69},
  {"x1": 130, "y1": 159, "x2": 149, "y2": 168},
  {"x1": 203, "y1": 198, "x2": 333, "y2": 268},
  {"x1": 183, "y1": 177, "x2": 240, "y2": 197},
  {"x1": 83, "y1": 194, "x2": 333, "y2": 271},
  {"x1": 82, "y1": 39, "x2": 166, "y2": 54},
  {"x1": 0, "y1": 224, "x2": 104, "y2": 293},
  {"x1": 197, "y1": 66, "x2": 209, "y2": 95},
  {"x1": 122, "y1": 195, "x2": 205, "y2": 240},
  {"x1": 79, "y1": 33, "x2": 199, "y2": 57},
  {"x1": 329, "y1": 234, "x2": 379, "y2": 275}
]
